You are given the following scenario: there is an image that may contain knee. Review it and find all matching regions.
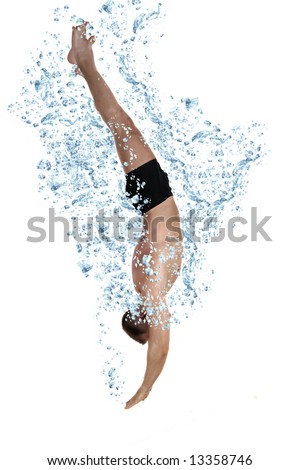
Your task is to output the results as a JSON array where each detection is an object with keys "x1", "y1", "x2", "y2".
[{"x1": 106, "y1": 108, "x2": 138, "y2": 134}]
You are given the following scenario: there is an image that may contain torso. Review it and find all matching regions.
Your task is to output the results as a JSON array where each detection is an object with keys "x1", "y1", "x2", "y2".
[{"x1": 132, "y1": 196, "x2": 183, "y2": 297}]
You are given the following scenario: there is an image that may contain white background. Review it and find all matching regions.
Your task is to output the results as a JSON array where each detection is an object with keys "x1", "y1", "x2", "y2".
[{"x1": 1, "y1": 0, "x2": 299, "y2": 469}]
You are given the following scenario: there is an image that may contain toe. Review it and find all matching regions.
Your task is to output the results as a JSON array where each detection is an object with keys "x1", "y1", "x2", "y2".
[{"x1": 76, "y1": 23, "x2": 86, "y2": 35}]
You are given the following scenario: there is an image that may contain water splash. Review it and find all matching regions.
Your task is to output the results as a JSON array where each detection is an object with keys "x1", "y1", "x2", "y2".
[{"x1": 9, "y1": 1, "x2": 268, "y2": 400}]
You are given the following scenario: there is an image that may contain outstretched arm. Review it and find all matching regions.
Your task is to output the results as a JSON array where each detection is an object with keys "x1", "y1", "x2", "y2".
[{"x1": 125, "y1": 295, "x2": 170, "y2": 409}]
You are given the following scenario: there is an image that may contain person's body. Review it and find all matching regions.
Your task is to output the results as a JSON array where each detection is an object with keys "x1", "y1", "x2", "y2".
[{"x1": 68, "y1": 22, "x2": 183, "y2": 409}]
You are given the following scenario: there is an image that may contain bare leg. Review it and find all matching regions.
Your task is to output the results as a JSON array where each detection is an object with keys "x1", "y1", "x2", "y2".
[{"x1": 68, "y1": 23, "x2": 156, "y2": 173}]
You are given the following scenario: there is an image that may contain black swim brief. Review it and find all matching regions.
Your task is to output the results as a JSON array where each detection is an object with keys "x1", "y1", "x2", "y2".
[{"x1": 125, "y1": 159, "x2": 173, "y2": 215}]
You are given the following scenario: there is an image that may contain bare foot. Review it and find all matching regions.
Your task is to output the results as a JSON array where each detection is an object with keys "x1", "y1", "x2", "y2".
[
  {"x1": 125, "y1": 385, "x2": 152, "y2": 409},
  {"x1": 67, "y1": 21, "x2": 96, "y2": 75}
]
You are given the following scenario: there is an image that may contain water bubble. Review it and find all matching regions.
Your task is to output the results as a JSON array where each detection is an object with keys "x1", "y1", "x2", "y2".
[{"x1": 37, "y1": 159, "x2": 51, "y2": 171}]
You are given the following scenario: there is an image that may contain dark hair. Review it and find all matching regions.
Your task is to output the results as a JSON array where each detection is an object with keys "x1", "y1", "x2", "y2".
[{"x1": 122, "y1": 310, "x2": 149, "y2": 345}]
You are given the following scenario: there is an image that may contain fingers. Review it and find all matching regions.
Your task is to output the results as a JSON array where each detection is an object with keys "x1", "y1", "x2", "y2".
[
  {"x1": 125, "y1": 400, "x2": 134, "y2": 410},
  {"x1": 124, "y1": 387, "x2": 151, "y2": 409},
  {"x1": 125, "y1": 393, "x2": 138, "y2": 409},
  {"x1": 125, "y1": 394, "x2": 138, "y2": 409}
]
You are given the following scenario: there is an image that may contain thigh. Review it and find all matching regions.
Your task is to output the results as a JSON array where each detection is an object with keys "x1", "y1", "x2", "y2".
[{"x1": 109, "y1": 114, "x2": 156, "y2": 173}]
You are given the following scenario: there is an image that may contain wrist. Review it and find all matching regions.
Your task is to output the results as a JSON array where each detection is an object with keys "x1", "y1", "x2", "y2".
[{"x1": 141, "y1": 383, "x2": 152, "y2": 393}]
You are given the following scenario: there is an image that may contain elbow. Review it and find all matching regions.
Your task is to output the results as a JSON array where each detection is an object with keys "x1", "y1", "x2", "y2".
[
  {"x1": 149, "y1": 342, "x2": 169, "y2": 359},
  {"x1": 160, "y1": 344, "x2": 169, "y2": 358}
]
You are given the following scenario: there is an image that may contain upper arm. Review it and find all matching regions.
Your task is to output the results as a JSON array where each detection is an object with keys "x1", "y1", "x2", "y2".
[
  {"x1": 140, "y1": 276, "x2": 171, "y2": 330},
  {"x1": 137, "y1": 246, "x2": 172, "y2": 327}
]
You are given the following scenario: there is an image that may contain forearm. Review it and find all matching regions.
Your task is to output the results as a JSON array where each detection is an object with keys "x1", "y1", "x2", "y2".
[
  {"x1": 141, "y1": 327, "x2": 170, "y2": 391},
  {"x1": 142, "y1": 345, "x2": 168, "y2": 391}
]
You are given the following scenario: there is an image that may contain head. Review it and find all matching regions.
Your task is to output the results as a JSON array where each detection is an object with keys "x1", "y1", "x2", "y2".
[{"x1": 122, "y1": 309, "x2": 149, "y2": 345}]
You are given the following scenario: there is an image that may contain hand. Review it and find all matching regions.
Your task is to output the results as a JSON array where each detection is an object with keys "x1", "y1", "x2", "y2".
[{"x1": 125, "y1": 385, "x2": 152, "y2": 409}]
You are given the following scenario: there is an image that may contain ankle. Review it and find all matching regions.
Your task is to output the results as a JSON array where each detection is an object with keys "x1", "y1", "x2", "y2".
[{"x1": 77, "y1": 54, "x2": 95, "y2": 71}]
